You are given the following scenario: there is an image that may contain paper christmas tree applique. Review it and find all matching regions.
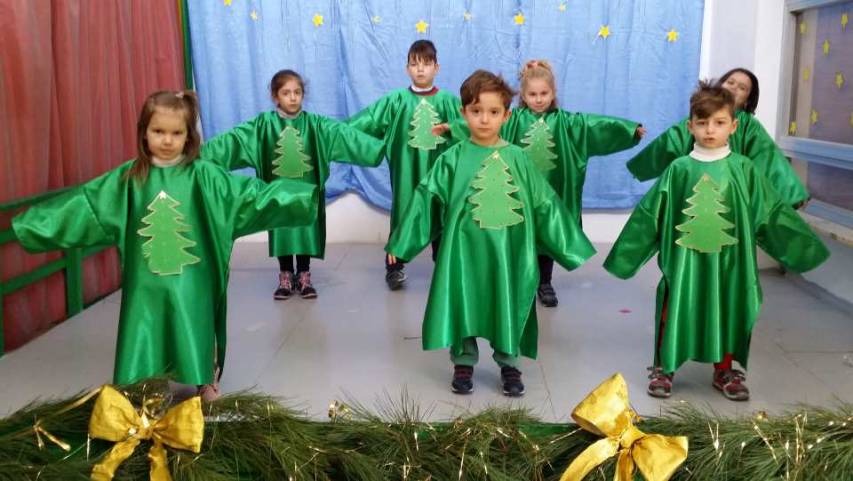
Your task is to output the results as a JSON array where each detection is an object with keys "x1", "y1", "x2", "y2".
[
  {"x1": 408, "y1": 98, "x2": 447, "y2": 151},
  {"x1": 521, "y1": 118, "x2": 558, "y2": 172},
  {"x1": 137, "y1": 191, "x2": 201, "y2": 275},
  {"x1": 273, "y1": 126, "x2": 313, "y2": 178},
  {"x1": 468, "y1": 151, "x2": 525, "y2": 229},
  {"x1": 675, "y1": 174, "x2": 738, "y2": 253}
]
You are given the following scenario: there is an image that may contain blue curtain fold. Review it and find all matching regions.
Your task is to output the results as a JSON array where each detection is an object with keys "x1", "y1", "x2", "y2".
[{"x1": 187, "y1": 0, "x2": 703, "y2": 209}]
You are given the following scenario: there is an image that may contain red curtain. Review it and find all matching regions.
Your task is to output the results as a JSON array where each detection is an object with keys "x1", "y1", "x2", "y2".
[{"x1": 0, "y1": 0, "x2": 185, "y2": 351}]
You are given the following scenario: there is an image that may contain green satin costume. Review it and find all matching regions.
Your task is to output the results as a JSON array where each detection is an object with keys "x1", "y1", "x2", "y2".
[
  {"x1": 348, "y1": 88, "x2": 462, "y2": 230},
  {"x1": 386, "y1": 140, "x2": 596, "y2": 359},
  {"x1": 626, "y1": 111, "x2": 809, "y2": 206},
  {"x1": 604, "y1": 152, "x2": 828, "y2": 373},
  {"x1": 450, "y1": 108, "x2": 640, "y2": 224},
  {"x1": 12, "y1": 160, "x2": 318, "y2": 385},
  {"x1": 202, "y1": 110, "x2": 384, "y2": 258}
]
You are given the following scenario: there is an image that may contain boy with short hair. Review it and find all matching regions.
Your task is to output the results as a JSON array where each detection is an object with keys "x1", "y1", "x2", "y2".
[
  {"x1": 348, "y1": 40, "x2": 462, "y2": 290},
  {"x1": 387, "y1": 70, "x2": 596, "y2": 396},
  {"x1": 604, "y1": 82, "x2": 829, "y2": 401}
]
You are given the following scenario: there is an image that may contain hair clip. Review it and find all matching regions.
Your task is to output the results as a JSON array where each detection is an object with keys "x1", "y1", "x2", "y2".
[{"x1": 175, "y1": 91, "x2": 185, "y2": 99}]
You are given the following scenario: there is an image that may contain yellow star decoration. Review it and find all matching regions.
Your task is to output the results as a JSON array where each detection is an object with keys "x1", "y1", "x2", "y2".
[
  {"x1": 415, "y1": 20, "x2": 429, "y2": 33},
  {"x1": 223, "y1": 0, "x2": 232, "y2": 6},
  {"x1": 800, "y1": 21, "x2": 807, "y2": 34},
  {"x1": 842, "y1": 13, "x2": 849, "y2": 30},
  {"x1": 371, "y1": 15, "x2": 381, "y2": 24},
  {"x1": 811, "y1": 109, "x2": 819, "y2": 125},
  {"x1": 598, "y1": 25, "x2": 611, "y2": 39},
  {"x1": 250, "y1": 9, "x2": 258, "y2": 21},
  {"x1": 559, "y1": 3, "x2": 567, "y2": 12},
  {"x1": 463, "y1": 12, "x2": 473, "y2": 21},
  {"x1": 666, "y1": 29, "x2": 679, "y2": 42},
  {"x1": 823, "y1": 39, "x2": 830, "y2": 56},
  {"x1": 312, "y1": 14, "x2": 324, "y2": 27},
  {"x1": 849, "y1": 112, "x2": 853, "y2": 128},
  {"x1": 789, "y1": 121, "x2": 798, "y2": 135},
  {"x1": 803, "y1": 67, "x2": 811, "y2": 81},
  {"x1": 837, "y1": 72, "x2": 846, "y2": 89},
  {"x1": 514, "y1": 13, "x2": 525, "y2": 25}
]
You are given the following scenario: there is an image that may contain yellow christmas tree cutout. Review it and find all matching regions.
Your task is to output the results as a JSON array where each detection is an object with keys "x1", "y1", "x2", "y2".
[
  {"x1": 469, "y1": 152, "x2": 525, "y2": 230},
  {"x1": 675, "y1": 174, "x2": 738, "y2": 253},
  {"x1": 408, "y1": 99, "x2": 447, "y2": 150},
  {"x1": 273, "y1": 126, "x2": 313, "y2": 178},
  {"x1": 522, "y1": 118, "x2": 558, "y2": 172},
  {"x1": 137, "y1": 191, "x2": 201, "y2": 276}
]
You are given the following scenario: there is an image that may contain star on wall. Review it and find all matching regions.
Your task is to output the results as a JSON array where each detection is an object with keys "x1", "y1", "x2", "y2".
[
  {"x1": 666, "y1": 29, "x2": 679, "y2": 42},
  {"x1": 416, "y1": 20, "x2": 429, "y2": 33},
  {"x1": 514, "y1": 13, "x2": 525, "y2": 25},
  {"x1": 313, "y1": 14, "x2": 324, "y2": 27},
  {"x1": 598, "y1": 25, "x2": 611, "y2": 39}
]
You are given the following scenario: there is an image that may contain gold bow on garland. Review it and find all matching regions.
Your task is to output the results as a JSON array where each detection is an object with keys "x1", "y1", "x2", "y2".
[
  {"x1": 560, "y1": 373, "x2": 688, "y2": 481},
  {"x1": 88, "y1": 385, "x2": 204, "y2": 481}
]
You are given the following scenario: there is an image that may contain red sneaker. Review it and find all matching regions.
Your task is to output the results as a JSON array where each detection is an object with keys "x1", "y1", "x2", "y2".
[
  {"x1": 712, "y1": 368, "x2": 750, "y2": 401},
  {"x1": 647, "y1": 366, "x2": 673, "y2": 398}
]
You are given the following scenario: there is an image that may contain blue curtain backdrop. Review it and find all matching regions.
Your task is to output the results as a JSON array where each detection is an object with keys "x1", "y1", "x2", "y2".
[{"x1": 187, "y1": 0, "x2": 704, "y2": 209}]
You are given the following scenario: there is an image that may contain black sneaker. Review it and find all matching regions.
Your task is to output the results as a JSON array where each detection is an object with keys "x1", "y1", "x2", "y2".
[
  {"x1": 537, "y1": 283, "x2": 558, "y2": 307},
  {"x1": 451, "y1": 365, "x2": 474, "y2": 394},
  {"x1": 273, "y1": 271, "x2": 295, "y2": 300},
  {"x1": 500, "y1": 366, "x2": 525, "y2": 397},
  {"x1": 385, "y1": 269, "x2": 407, "y2": 291},
  {"x1": 296, "y1": 271, "x2": 317, "y2": 299}
]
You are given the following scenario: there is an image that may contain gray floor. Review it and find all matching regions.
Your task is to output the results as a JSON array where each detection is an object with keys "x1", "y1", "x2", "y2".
[{"x1": 1, "y1": 242, "x2": 852, "y2": 421}]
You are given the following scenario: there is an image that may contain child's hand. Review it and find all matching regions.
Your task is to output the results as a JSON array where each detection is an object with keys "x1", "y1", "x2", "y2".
[
  {"x1": 635, "y1": 126, "x2": 647, "y2": 139},
  {"x1": 431, "y1": 123, "x2": 450, "y2": 136},
  {"x1": 387, "y1": 253, "x2": 398, "y2": 264}
]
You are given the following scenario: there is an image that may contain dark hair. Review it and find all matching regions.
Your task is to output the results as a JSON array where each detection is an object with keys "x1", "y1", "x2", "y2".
[
  {"x1": 689, "y1": 80, "x2": 736, "y2": 120},
  {"x1": 717, "y1": 67, "x2": 759, "y2": 114},
  {"x1": 128, "y1": 90, "x2": 201, "y2": 182},
  {"x1": 460, "y1": 70, "x2": 516, "y2": 109},
  {"x1": 270, "y1": 69, "x2": 305, "y2": 97},
  {"x1": 407, "y1": 40, "x2": 437, "y2": 64}
]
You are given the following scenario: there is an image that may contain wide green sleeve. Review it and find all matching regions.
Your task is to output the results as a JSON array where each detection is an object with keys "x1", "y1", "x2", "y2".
[
  {"x1": 347, "y1": 94, "x2": 395, "y2": 139},
  {"x1": 12, "y1": 168, "x2": 128, "y2": 251},
  {"x1": 569, "y1": 112, "x2": 641, "y2": 159},
  {"x1": 385, "y1": 158, "x2": 448, "y2": 261},
  {"x1": 740, "y1": 116, "x2": 809, "y2": 206},
  {"x1": 745, "y1": 162, "x2": 828, "y2": 272},
  {"x1": 626, "y1": 119, "x2": 692, "y2": 181},
  {"x1": 318, "y1": 116, "x2": 386, "y2": 167},
  {"x1": 201, "y1": 116, "x2": 263, "y2": 172},
  {"x1": 603, "y1": 177, "x2": 666, "y2": 279},
  {"x1": 197, "y1": 165, "x2": 318, "y2": 239}
]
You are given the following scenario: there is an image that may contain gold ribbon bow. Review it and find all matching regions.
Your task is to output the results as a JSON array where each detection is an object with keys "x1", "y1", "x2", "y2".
[
  {"x1": 560, "y1": 373, "x2": 688, "y2": 481},
  {"x1": 88, "y1": 385, "x2": 204, "y2": 481}
]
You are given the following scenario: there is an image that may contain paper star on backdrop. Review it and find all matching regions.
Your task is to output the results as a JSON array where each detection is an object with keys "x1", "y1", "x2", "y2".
[
  {"x1": 837, "y1": 72, "x2": 846, "y2": 89},
  {"x1": 313, "y1": 14, "x2": 324, "y2": 27},
  {"x1": 463, "y1": 12, "x2": 473, "y2": 21},
  {"x1": 800, "y1": 21, "x2": 807, "y2": 34},
  {"x1": 842, "y1": 13, "x2": 848, "y2": 30},
  {"x1": 803, "y1": 67, "x2": 811, "y2": 81},
  {"x1": 849, "y1": 112, "x2": 853, "y2": 128},
  {"x1": 250, "y1": 10, "x2": 258, "y2": 21},
  {"x1": 810, "y1": 109, "x2": 819, "y2": 125},
  {"x1": 223, "y1": 0, "x2": 232, "y2": 6},
  {"x1": 559, "y1": 3, "x2": 567, "y2": 12},
  {"x1": 371, "y1": 15, "x2": 381, "y2": 24},
  {"x1": 823, "y1": 39, "x2": 830, "y2": 56},
  {"x1": 667, "y1": 29, "x2": 679, "y2": 42},
  {"x1": 514, "y1": 13, "x2": 525, "y2": 25},
  {"x1": 598, "y1": 25, "x2": 611, "y2": 39},
  {"x1": 789, "y1": 121, "x2": 798, "y2": 135},
  {"x1": 416, "y1": 20, "x2": 429, "y2": 33}
]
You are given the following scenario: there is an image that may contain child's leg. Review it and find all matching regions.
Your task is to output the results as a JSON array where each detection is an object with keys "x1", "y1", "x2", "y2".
[
  {"x1": 712, "y1": 353, "x2": 749, "y2": 401},
  {"x1": 274, "y1": 256, "x2": 296, "y2": 300},
  {"x1": 536, "y1": 255, "x2": 558, "y2": 307},
  {"x1": 449, "y1": 337, "x2": 478, "y2": 394},
  {"x1": 648, "y1": 294, "x2": 674, "y2": 398},
  {"x1": 493, "y1": 349, "x2": 524, "y2": 397},
  {"x1": 385, "y1": 252, "x2": 407, "y2": 290},
  {"x1": 296, "y1": 255, "x2": 317, "y2": 298}
]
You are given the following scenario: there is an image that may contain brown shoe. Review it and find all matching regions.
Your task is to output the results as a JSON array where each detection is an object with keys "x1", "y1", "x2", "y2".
[{"x1": 713, "y1": 368, "x2": 750, "y2": 401}]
